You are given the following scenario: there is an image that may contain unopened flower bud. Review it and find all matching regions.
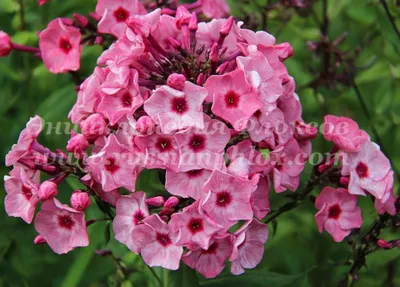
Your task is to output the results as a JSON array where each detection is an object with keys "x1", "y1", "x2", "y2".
[
  {"x1": 0, "y1": 31, "x2": 12, "y2": 57},
  {"x1": 160, "y1": 206, "x2": 175, "y2": 216},
  {"x1": 210, "y1": 43, "x2": 219, "y2": 62},
  {"x1": 189, "y1": 13, "x2": 198, "y2": 32},
  {"x1": 73, "y1": 13, "x2": 89, "y2": 28},
  {"x1": 71, "y1": 191, "x2": 91, "y2": 211},
  {"x1": 377, "y1": 239, "x2": 392, "y2": 249},
  {"x1": 89, "y1": 12, "x2": 101, "y2": 22},
  {"x1": 339, "y1": 176, "x2": 350, "y2": 187},
  {"x1": 164, "y1": 196, "x2": 179, "y2": 208},
  {"x1": 219, "y1": 16, "x2": 234, "y2": 37},
  {"x1": 274, "y1": 42, "x2": 294, "y2": 61},
  {"x1": 175, "y1": 6, "x2": 191, "y2": 29},
  {"x1": 34, "y1": 235, "x2": 47, "y2": 245},
  {"x1": 196, "y1": 73, "x2": 205, "y2": 86},
  {"x1": 294, "y1": 121, "x2": 318, "y2": 142},
  {"x1": 136, "y1": 116, "x2": 155, "y2": 135},
  {"x1": 94, "y1": 36, "x2": 103, "y2": 45},
  {"x1": 67, "y1": 132, "x2": 89, "y2": 157},
  {"x1": 145, "y1": 196, "x2": 164, "y2": 207},
  {"x1": 38, "y1": 181, "x2": 58, "y2": 201},
  {"x1": 80, "y1": 114, "x2": 108, "y2": 142},
  {"x1": 167, "y1": 73, "x2": 186, "y2": 91}
]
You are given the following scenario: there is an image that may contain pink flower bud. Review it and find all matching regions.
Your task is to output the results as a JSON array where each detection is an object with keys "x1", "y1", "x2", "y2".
[
  {"x1": 80, "y1": 114, "x2": 108, "y2": 142},
  {"x1": 164, "y1": 196, "x2": 179, "y2": 208},
  {"x1": 160, "y1": 215, "x2": 169, "y2": 222},
  {"x1": 160, "y1": 206, "x2": 175, "y2": 216},
  {"x1": 0, "y1": 31, "x2": 12, "y2": 57},
  {"x1": 38, "y1": 181, "x2": 58, "y2": 200},
  {"x1": 89, "y1": 12, "x2": 101, "y2": 22},
  {"x1": 167, "y1": 73, "x2": 186, "y2": 91},
  {"x1": 294, "y1": 121, "x2": 318, "y2": 142},
  {"x1": 219, "y1": 16, "x2": 234, "y2": 37},
  {"x1": 196, "y1": 73, "x2": 205, "y2": 86},
  {"x1": 73, "y1": 13, "x2": 89, "y2": 28},
  {"x1": 161, "y1": 8, "x2": 176, "y2": 16},
  {"x1": 38, "y1": 0, "x2": 50, "y2": 6},
  {"x1": 34, "y1": 235, "x2": 47, "y2": 245},
  {"x1": 339, "y1": 176, "x2": 350, "y2": 187},
  {"x1": 175, "y1": 6, "x2": 191, "y2": 29},
  {"x1": 67, "y1": 132, "x2": 89, "y2": 157},
  {"x1": 210, "y1": 43, "x2": 219, "y2": 62},
  {"x1": 70, "y1": 191, "x2": 91, "y2": 211},
  {"x1": 145, "y1": 196, "x2": 165, "y2": 207},
  {"x1": 377, "y1": 239, "x2": 392, "y2": 249},
  {"x1": 189, "y1": 13, "x2": 198, "y2": 32},
  {"x1": 94, "y1": 36, "x2": 103, "y2": 45},
  {"x1": 136, "y1": 116, "x2": 155, "y2": 135},
  {"x1": 274, "y1": 42, "x2": 294, "y2": 61}
]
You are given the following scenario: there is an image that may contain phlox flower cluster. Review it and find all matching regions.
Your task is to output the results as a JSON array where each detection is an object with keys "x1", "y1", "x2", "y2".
[{"x1": 1, "y1": 0, "x2": 397, "y2": 279}]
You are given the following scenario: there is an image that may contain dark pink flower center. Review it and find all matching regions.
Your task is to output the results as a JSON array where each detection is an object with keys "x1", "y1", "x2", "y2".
[
  {"x1": 156, "y1": 233, "x2": 171, "y2": 247},
  {"x1": 113, "y1": 7, "x2": 129, "y2": 22},
  {"x1": 104, "y1": 157, "x2": 119, "y2": 173},
  {"x1": 155, "y1": 137, "x2": 173, "y2": 152},
  {"x1": 328, "y1": 204, "x2": 342, "y2": 220},
  {"x1": 203, "y1": 242, "x2": 218, "y2": 254},
  {"x1": 58, "y1": 215, "x2": 75, "y2": 230},
  {"x1": 254, "y1": 110, "x2": 262, "y2": 119},
  {"x1": 355, "y1": 162, "x2": 369, "y2": 178},
  {"x1": 216, "y1": 191, "x2": 232, "y2": 207},
  {"x1": 59, "y1": 37, "x2": 72, "y2": 54},
  {"x1": 171, "y1": 97, "x2": 188, "y2": 114},
  {"x1": 121, "y1": 92, "x2": 132, "y2": 108},
  {"x1": 224, "y1": 91, "x2": 240, "y2": 108},
  {"x1": 133, "y1": 210, "x2": 145, "y2": 225},
  {"x1": 187, "y1": 218, "x2": 204, "y2": 234},
  {"x1": 189, "y1": 134, "x2": 206, "y2": 152},
  {"x1": 187, "y1": 169, "x2": 203, "y2": 178},
  {"x1": 21, "y1": 185, "x2": 33, "y2": 200}
]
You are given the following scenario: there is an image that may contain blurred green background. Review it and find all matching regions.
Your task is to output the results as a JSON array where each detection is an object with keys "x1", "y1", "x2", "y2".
[{"x1": 0, "y1": 0, "x2": 399, "y2": 286}]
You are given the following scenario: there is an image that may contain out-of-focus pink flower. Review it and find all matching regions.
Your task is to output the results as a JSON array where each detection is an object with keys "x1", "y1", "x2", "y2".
[
  {"x1": 38, "y1": 181, "x2": 58, "y2": 201},
  {"x1": 132, "y1": 214, "x2": 183, "y2": 270},
  {"x1": 87, "y1": 134, "x2": 141, "y2": 192},
  {"x1": 315, "y1": 187, "x2": 362, "y2": 242},
  {"x1": 206, "y1": 70, "x2": 262, "y2": 131},
  {"x1": 341, "y1": 141, "x2": 392, "y2": 200},
  {"x1": 182, "y1": 234, "x2": 233, "y2": 278},
  {"x1": 323, "y1": 115, "x2": 369, "y2": 152},
  {"x1": 4, "y1": 166, "x2": 40, "y2": 223},
  {"x1": 96, "y1": 0, "x2": 146, "y2": 37},
  {"x1": 166, "y1": 169, "x2": 212, "y2": 199},
  {"x1": 200, "y1": 0, "x2": 230, "y2": 19},
  {"x1": 0, "y1": 31, "x2": 12, "y2": 57},
  {"x1": 170, "y1": 201, "x2": 222, "y2": 249},
  {"x1": 174, "y1": 117, "x2": 230, "y2": 172},
  {"x1": 202, "y1": 170, "x2": 257, "y2": 228},
  {"x1": 70, "y1": 191, "x2": 91, "y2": 211},
  {"x1": 39, "y1": 18, "x2": 82, "y2": 74},
  {"x1": 230, "y1": 219, "x2": 269, "y2": 275},
  {"x1": 38, "y1": 0, "x2": 50, "y2": 5},
  {"x1": 144, "y1": 82, "x2": 207, "y2": 134},
  {"x1": 5, "y1": 116, "x2": 43, "y2": 166},
  {"x1": 113, "y1": 192, "x2": 149, "y2": 253},
  {"x1": 34, "y1": 198, "x2": 89, "y2": 254}
]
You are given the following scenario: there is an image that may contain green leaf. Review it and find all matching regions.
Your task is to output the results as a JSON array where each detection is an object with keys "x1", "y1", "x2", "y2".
[{"x1": 169, "y1": 265, "x2": 200, "y2": 287}]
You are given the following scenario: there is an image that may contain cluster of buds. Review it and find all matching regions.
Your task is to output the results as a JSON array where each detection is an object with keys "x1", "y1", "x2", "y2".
[{"x1": 2, "y1": 0, "x2": 398, "y2": 279}]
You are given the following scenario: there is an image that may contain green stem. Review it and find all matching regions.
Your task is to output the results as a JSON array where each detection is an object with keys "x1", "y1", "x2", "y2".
[
  {"x1": 163, "y1": 268, "x2": 169, "y2": 287},
  {"x1": 147, "y1": 265, "x2": 163, "y2": 287}
]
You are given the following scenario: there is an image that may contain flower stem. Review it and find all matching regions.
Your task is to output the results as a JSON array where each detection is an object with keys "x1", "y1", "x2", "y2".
[{"x1": 146, "y1": 265, "x2": 163, "y2": 287}]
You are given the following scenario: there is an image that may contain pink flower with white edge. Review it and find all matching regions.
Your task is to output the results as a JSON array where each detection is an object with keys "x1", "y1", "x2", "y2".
[
  {"x1": 267, "y1": 138, "x2": 307, "y2": 193},
  {"x1": 34, "y1": 198, "x2": 89, "y2": 254},
  {"x1": 144, "y1": 82, "x2": 207, "y2": 134},
  {"x1": 182, "y1": 234, "x2": 233, "y2": 279},
  {"x1": 341, "y1": 141, "x2": 392, "y2": 200},
  {"x1": 200, "y1": 0, "x2": 230, "y2": 19},
  {"x1": 113, "y1": 192, "x2": 149, "y2": 253},
  {"x1": 315, "y1": 187, "x2": 362, "y2": 242},
  {"x1": 39, "y1": 18, "x2": 81, "y2": 74},
  {"x1": 237, "y1": 52, "x2": 283, "y2": 104},
  {"x1": 0, "y1": 31, "x2": 12, "y2": 57},
  {"x1": 5, "y1": 115, "x2": 43, "y2": 166},
  {"x1": 230, "y1": 219, "x2": 269, "y2": 275},
  {"x1": 166, "y1": 169, "x2": 212, "y2": 199},
  {"x1": 170, "y1": 201, "x2": 222, "y2": 250},
  {"x1": 251, "y1": 176, "x2": 271, "y2": 220},
  {"x1": 201, "y1": 170, "x2": 257, "y2": 228},
  {"x1": 97, "y1": 69, "x2": 143, "y2": 125},
  {"x1": 4, "y1": 166, "x2": 40, "y2": 224},
  {"x1": 323, "y1": 115, "x2": 369, "y2": 152},
  {"x1": 86, "y1": 134, "x2": 141, "y2": 192},
  {"x1": 70, "y1": 191, "x2": 91, "y2": 211},
  {"x1": 175, "y1": 117, "x2": 230, "y2": 172},
  {"x1": 135, "y1": 132, "x2": 180, "y2": 171},
  {"x1": 206, "y1": 70, "x2": 262, "y2": 131},
  {"x1": 132, "y1": 214, "x2": 183, "y2": 270},
  {"x1": 96, "y1": 0, "x2": 146, "y2": 37},
  {"x1": 69, "y1": 67, "x2": 109, "y2": 124}
]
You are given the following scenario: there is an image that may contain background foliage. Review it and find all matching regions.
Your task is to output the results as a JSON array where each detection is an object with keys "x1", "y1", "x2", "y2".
[{"x1": 0, "y1": 0, "x2": 399, "y2": 286}]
